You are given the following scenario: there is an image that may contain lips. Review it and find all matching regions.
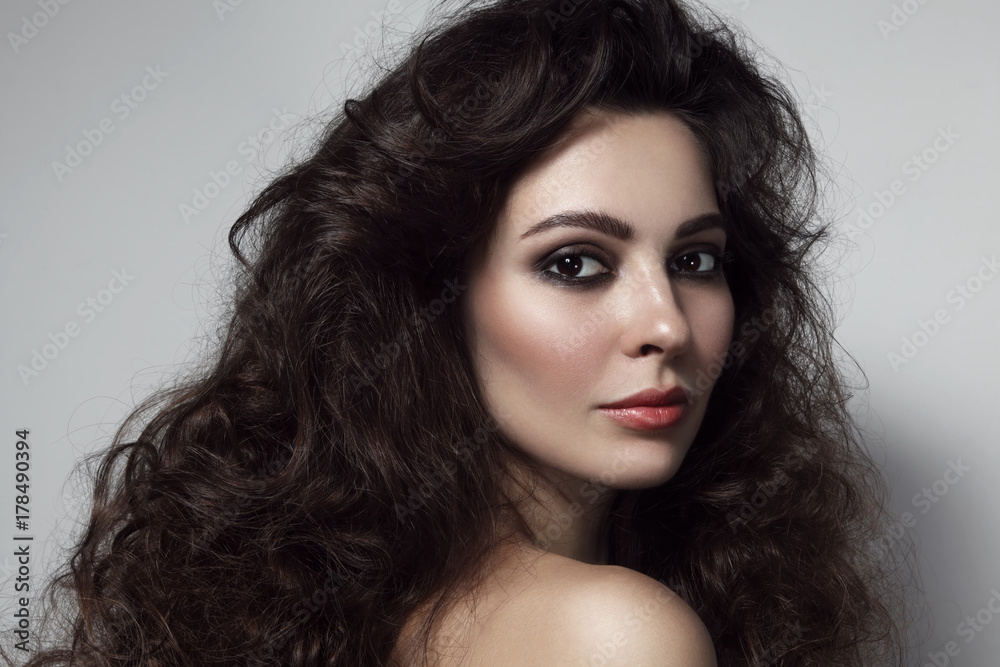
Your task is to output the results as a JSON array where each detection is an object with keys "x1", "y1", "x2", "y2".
[
  {"x1": 598, "y1": 386, "x2": 691, "y2": 430},
  {"x1": 599, "y1": 386, "x2": 690, "y2": 409}
]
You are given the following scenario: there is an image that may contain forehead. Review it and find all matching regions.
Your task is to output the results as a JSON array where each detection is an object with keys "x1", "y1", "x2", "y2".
[{"x1": 497, "y1": 109, "x2": 718, "y2": 239}]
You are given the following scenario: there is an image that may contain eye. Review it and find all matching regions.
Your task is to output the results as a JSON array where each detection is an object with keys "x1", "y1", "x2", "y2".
[
  {"x1": 669, "y1": 249, "x2": 730, "y2": 279},
  {"x1": 671, "y1": 251, "x2": 717, "y2": 273},
  {"x1": 536, "y1": 245, "x2": 732, "y2": 286},
  {"x1": 543, "y1": 250, "x2": 611, "y2": 281}
]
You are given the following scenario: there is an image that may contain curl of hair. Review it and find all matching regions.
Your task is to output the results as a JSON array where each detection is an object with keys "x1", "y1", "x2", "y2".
[{"x1": 20, "y1": 0, "x2": 916, "y2": 665}]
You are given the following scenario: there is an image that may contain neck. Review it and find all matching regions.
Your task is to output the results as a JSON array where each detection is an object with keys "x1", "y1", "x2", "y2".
[{"x1": 501, "y1": 464, "x2": 619, "y2": 566}]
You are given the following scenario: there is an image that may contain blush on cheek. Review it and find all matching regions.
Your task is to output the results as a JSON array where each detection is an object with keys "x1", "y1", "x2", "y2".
[
  {"x1": 688, "y1": 293, "x2": 735, "y2": 363},
  {"x1": 474, "y1": 283, "x2": 602, "y2": 392}
]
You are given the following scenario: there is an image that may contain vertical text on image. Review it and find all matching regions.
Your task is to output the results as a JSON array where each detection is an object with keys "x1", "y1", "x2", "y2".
[{"x1": 10, "y1": 429, "x2": 33, "y2": 652}]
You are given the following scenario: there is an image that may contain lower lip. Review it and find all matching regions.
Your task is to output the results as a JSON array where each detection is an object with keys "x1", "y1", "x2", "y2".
[{"x1": 599, "y1": 404, "x2": 688, "y2": 430}]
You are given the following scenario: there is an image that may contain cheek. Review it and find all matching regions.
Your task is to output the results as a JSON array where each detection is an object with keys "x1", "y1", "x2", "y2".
[
  {"x1": 469, "y1": 279, "x2": 607, "y2": 401},
  {"x1": 687, "y1": 291, "x2": 735, "y2": 367}
]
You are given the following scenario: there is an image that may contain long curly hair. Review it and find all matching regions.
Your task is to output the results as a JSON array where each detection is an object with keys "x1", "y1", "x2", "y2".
[{"x1": 17, "y1": 0, "x2": 916, "y2": 664}]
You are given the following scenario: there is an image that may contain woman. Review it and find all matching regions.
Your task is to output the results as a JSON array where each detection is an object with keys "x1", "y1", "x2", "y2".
[{"x1": 20, "y1": 0, "x2": 914, "y2": 664}]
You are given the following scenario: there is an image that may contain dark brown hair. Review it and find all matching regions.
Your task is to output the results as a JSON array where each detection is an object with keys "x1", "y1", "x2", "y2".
[{"x1": 16, "y1": 0, "x2": 916, "y2": 664}]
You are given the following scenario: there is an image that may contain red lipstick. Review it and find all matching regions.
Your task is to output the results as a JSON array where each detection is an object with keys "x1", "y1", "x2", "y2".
[{"x1": 598, "y1": 386, "x2": 691, "y2": 431}]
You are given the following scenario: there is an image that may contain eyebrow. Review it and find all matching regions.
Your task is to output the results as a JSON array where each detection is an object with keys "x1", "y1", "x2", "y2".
[{"x1": 518, "y1": 209, "x2": 727, "y2": 242}]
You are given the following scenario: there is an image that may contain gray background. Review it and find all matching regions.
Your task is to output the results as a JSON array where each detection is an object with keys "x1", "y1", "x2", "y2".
[{"x1": 1, "y1": 0, "x2": 998, "y2": 663}]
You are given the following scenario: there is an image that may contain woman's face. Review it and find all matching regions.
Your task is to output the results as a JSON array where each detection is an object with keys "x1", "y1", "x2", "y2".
[{"x1": 463, "y1": 109, "x2": 734, "y2": 491}]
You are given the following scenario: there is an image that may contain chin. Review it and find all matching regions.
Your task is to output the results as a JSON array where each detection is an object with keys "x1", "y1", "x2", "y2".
[{"x1": 588, "y1": 444, "x2": 690, "y2": 490}]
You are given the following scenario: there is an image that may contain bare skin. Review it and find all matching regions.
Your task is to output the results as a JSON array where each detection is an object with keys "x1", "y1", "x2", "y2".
[
  {"x1": 395, "y1": 539, "x2": 717, "y2": 666},
  {"x1": 396, "y1": 108, "x2": 730, "y2": 665}
]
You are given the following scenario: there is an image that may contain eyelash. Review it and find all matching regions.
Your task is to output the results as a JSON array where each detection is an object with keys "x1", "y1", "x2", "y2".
[{"x1": 537, "y1": 246, "x2": 734, "y2": 286}]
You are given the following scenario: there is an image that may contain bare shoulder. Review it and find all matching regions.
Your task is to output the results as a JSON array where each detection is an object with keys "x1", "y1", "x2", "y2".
[
  {"x1": 469, "y1": 550, "x2": 716, "y2": 666},
  {"x1": 397, "y1": 548, "x2": 716, "y2": 667},
  {"x1": 538, "y1": 560, "x2": 717, "y2": 666}
]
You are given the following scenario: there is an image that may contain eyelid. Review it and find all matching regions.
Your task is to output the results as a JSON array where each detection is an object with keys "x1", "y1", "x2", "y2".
[
  {"x1": 532, "y1": 243, "x2": 615, "y2": 286},
  {"x1": 535, "y1": 242, "x2": 614, "y2": 269},
  {"x1": 671, "y1": 240, "x2": 726, "y2": 259},
  {"x1": 670, "y1": 230, "x2": 727, "y2": 253},
  {"x1": 670, "y1": 247, "x2": 730, "y2": 274},
  {"x1": 533, "y1": 239, "x2": 730, "y2": 285}
]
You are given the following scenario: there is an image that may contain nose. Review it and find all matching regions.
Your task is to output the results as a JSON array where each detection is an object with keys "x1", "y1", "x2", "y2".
[{"x1": 618, "y1": 266, "x2": 691, "y2": 359}]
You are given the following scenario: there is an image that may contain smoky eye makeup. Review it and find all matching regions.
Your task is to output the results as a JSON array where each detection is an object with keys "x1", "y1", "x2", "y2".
[
  {"x1": 531, "y1": 241, "x2": 618, "y2": 286},
  {"x1": 532, "y1": 239, "x2": 732, "y2": 288},
  {"x1": 535, "y1": 245, "x2": 615, "y2": 285}
]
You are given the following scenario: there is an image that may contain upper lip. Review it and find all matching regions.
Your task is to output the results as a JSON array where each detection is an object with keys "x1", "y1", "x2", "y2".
[{"x1": 599, "y1": 386, "x2": 691, "y2": 409}]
